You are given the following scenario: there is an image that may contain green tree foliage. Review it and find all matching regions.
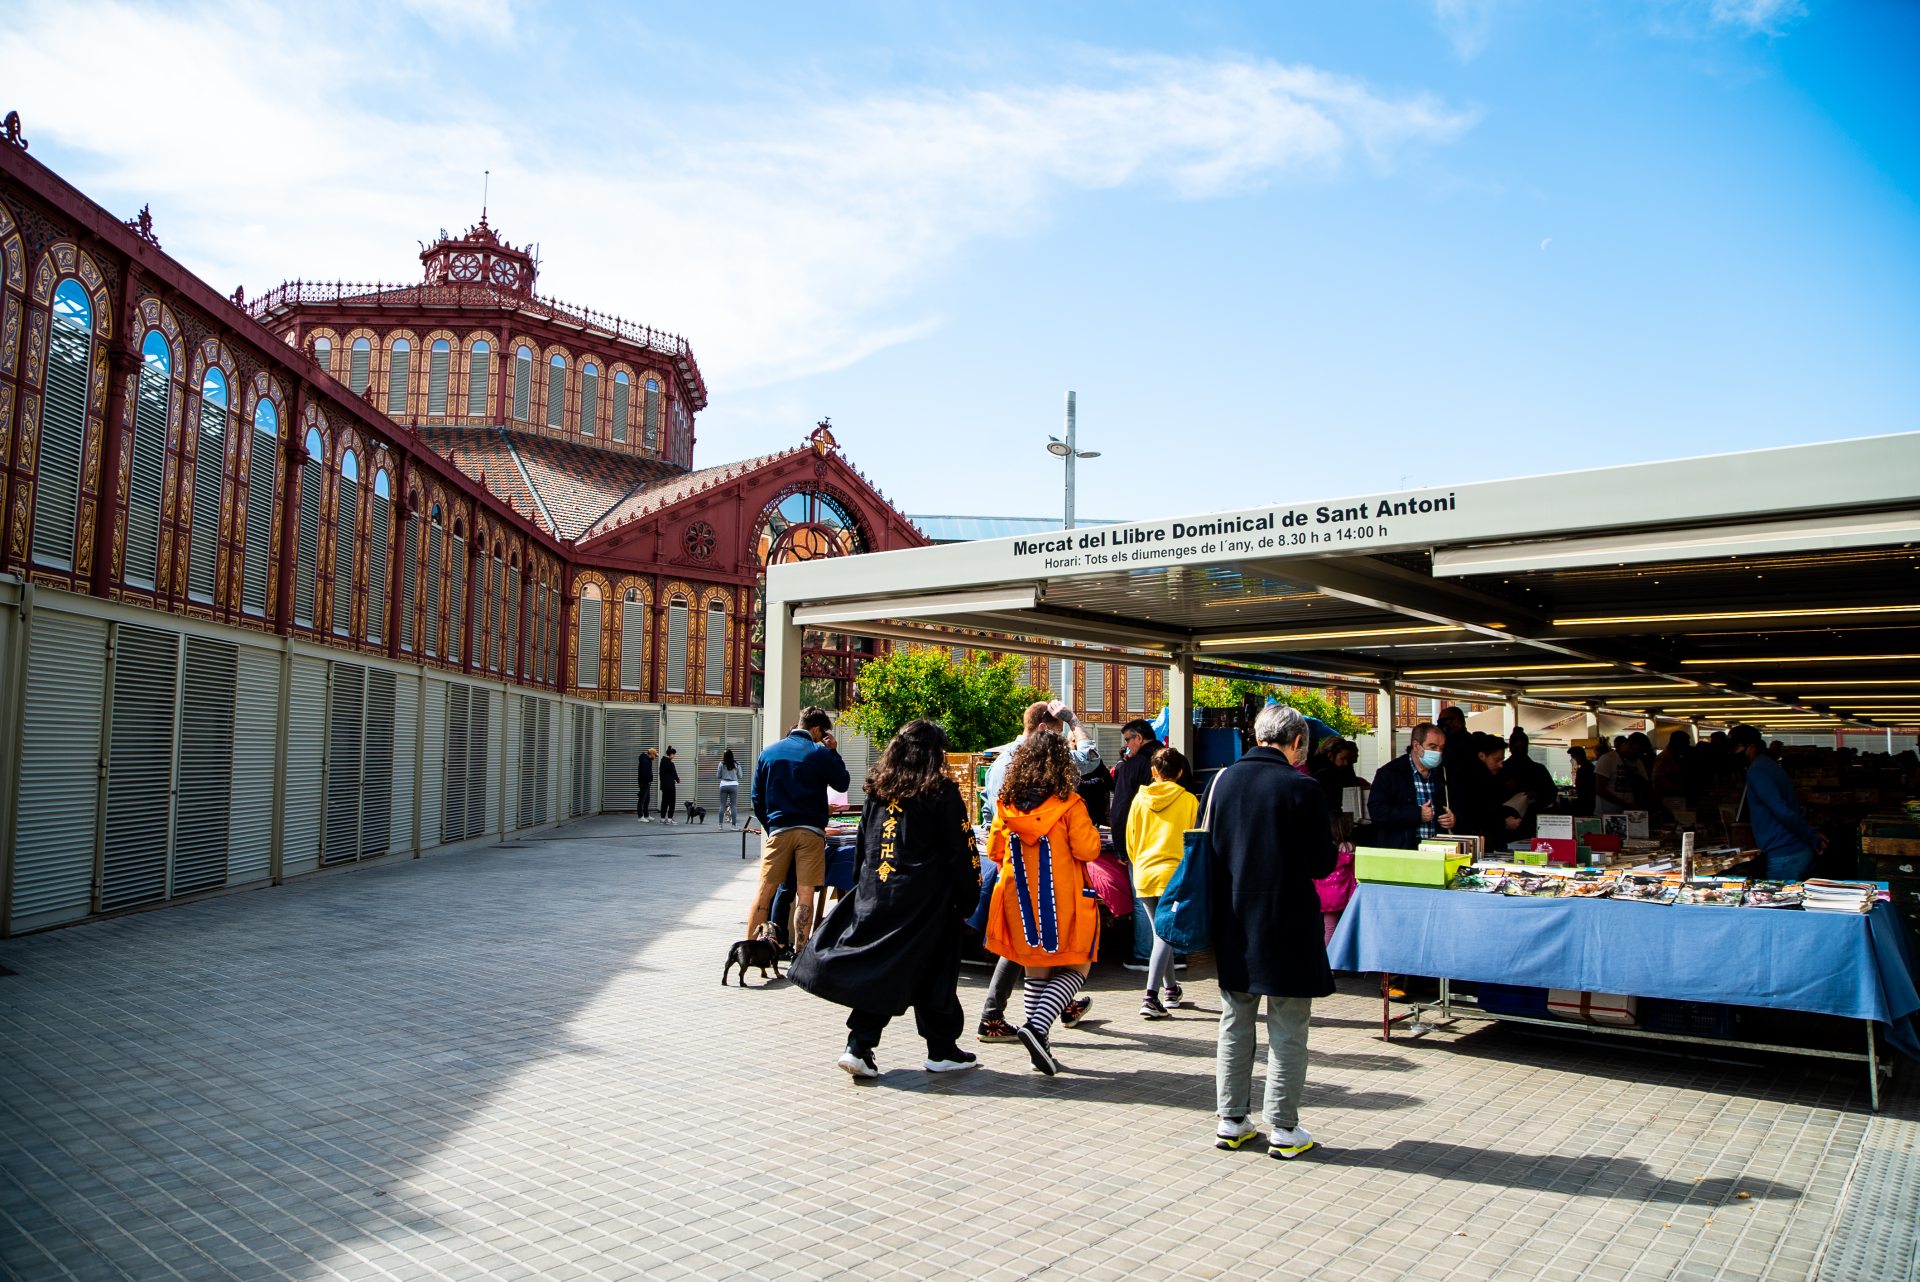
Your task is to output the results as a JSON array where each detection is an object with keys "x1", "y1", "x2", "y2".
[
  {"x1": 843, "y1": 648, "x2": 1050, "y2": 752},
  {"x1": 1191, "y1": 674, "x2": 1373, "y2": 739}
]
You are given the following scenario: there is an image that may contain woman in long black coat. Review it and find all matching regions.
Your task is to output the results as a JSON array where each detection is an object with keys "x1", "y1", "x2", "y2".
[{"x1": 791, "y1": 720, "x2": 982, "y2": 1079}]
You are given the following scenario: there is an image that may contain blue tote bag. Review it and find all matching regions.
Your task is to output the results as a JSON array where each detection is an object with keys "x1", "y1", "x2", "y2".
[{"x1": 1153, "y1": 781, "x2": 1216, "y2": 953}]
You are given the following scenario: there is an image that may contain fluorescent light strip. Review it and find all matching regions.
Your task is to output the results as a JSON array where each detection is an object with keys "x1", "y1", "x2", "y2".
[
  {"x1": 1527, "y1": 683, "x2": 1699, "y2": 695},
  {"x1": 1683, "y1": 654, "x2": 1920, "y2": 666},
  {"x1": 1197, "y1": 625, "x2": 1461, "y2": 647},
  {"x1": 1755, "y1": 679, "x2": 1920, "y2": 688},
  {"x1": 1404, "y1": 663, "x2": 1611, "y2": 676},
  {"x1": 1556, "y1": 605, "x2": 1920, "y2": 627}
]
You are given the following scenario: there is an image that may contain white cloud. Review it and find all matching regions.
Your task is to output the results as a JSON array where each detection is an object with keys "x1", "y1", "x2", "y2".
[
  {"x1": 1431, "y1": 0, "x2": 1502, "y2": 60},
  {"x1": 1708, "y1": 0, "x2": 1808, "y2": 35},
  {"x1": 2, "y1": 3, "x2": 1476, "y2": 390},
  {"x1": 398, "y1": 0, "x2": 518, "y2": 40}
]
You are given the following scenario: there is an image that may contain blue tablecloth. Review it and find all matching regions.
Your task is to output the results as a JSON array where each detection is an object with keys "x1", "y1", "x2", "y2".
[
  {"x1": 824, "y1": 835, "x2": 859, "y2": 893},
  {"x1": 1326, "y1": 884, "x2": 1920, "y2": 1060}
]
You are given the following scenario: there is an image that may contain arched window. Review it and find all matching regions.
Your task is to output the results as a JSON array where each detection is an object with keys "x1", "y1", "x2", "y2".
[
  {"x1": 611, "y1": 371, "x2": 630, "y2": 443},
  {"x1": 312, "y1": 335, "x2": 331, "y2": 376},
  {"x1": 240, "y1": 398, "x2": 279, "y2": 616},
  {"x1": 577, "y1": 584, "x2": 603, "y2": 689},
  {"x1": 619, "y1": 588, "x2": 644, "y2": 690},
  {"x1": 348, "y1": 337, "x2": 371, "y2": 396},
  {"x1": 386, "y1": 339, "x2": 411, "y2": 415},
  {"x1": 469, "y1": 545, "x2": 485, "y2": 666},
  {"x1": 186, "y1": 366, "x2": 230, "y2": 604},
  {"x1": 400, "y1": 496, "x2": 419, "y2": 652},
  {"x1": 485, "y1": 547, "x2": 502, "y2": 672},
  {"x1": 448, "y1": 522, "x2": 467, "y2": 663},
  {"x1": 546, "y1": 354, "x2": 566, "y2": 430},
  {"x1": 1083, "y1": 660, "x2": 1104, "y2": 714},
  {"x1": 505, "y1": 558, "x2": 521, "y2": 677},
  {"x1": 705, "y1": 600, "x2": 726, "y2": 696},
  {"x1": 467, "y1": 340, "x2": 490, "y2": 417},
  {"x1": 530, "y1": 579, "x2": 545, "y2": 680},
  {"x1": 125, "y1": 329, "x2": 171, "y2": 589},
  {"x1": 512, "y1": 345, "x2": 533, "y2": 421},
  {"x1": 547, "y1": 578, "x2": 562, "y2": 683},
  {"x1": 32, "y1": 278, "x2": 93, "y2": 571},
  {"x1": 671, "y1": 401, "x2": 689, "y2": 463},
  {"x1": 367, "y1": 469, "x2": 391, "y2": 643},
  {"x1": 427, "y1": 339, "x2": 451, "y2": 416},
  {"x1": 294, "y1": 427, "x2": 324, "y2": 627},
  {"x1": 424, "y1": 506, "x2": 443, "y2": 657},
  {"x1": 643, "y1": 376, "x2": 661, "y2": 450},
  {"x1": 333, "y1": 449, "x2": 359, "y2": 636},
  {"x1": 580, "y1": 362, "x2": 599, "y2": 437},
  {"x1": 666, "y1": 595, "x2": 689, "y2": 694}
]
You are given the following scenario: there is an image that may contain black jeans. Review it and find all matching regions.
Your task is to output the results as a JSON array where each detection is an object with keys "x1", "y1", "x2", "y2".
[
  {"x1": 660, "y1": 784, "x2": 676, "y2": 819},
  {"x1": 846, "y1": 944, "x2": 964, "y2": 1057}
]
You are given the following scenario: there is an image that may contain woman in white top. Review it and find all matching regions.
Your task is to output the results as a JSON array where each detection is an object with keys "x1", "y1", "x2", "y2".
[{"x1": 717, "y1": 749, "x2": 742, "y2": 827}]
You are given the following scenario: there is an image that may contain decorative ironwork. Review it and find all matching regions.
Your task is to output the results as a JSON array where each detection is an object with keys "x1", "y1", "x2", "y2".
[
  {"x1": 2, "y1": 110, "x2": 25, "y2": 151},
  {"x1": 124, "y1": 204, "x2": 160, "y2": 248},
  {"x1": 682, "y1": 520, "x2": 715, "y2": 560}
]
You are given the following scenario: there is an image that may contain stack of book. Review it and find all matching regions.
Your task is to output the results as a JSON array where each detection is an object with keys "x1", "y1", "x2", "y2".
[{"x1": 1802, "y1": 879, "x2": 1875, "y2": 914}]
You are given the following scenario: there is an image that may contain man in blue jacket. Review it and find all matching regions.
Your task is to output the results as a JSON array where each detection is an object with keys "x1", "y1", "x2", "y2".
[
  {"x1": 748, "y1": 707, "x2": 851, "y2": 949},
  {"x1": 1728, "y1": 724, "x2": 1826, "y2": 879}
]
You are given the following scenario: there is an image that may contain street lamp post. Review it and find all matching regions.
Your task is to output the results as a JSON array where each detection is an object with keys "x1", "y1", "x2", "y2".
[{"x1": 1046, "y1": 389, "x2": 1100, "y2": 531}]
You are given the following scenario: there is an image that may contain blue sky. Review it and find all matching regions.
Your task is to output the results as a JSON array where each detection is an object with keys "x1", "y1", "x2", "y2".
[{"x1": 6, "y1": 0, "x2": 1915, "y2": 521}]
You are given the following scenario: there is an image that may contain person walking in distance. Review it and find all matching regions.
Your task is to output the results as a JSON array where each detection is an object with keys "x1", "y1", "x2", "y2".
[
  {"x1": 749, "y1": 708, "x2": 851, "y2": 950},
  {"x1": 659, "y1": 746, "x2": 681, "y2": 824},
  {"x1": 716, "y1": 749, "x2": 742, "y2": 828},
  {"x1": 1209, "y1": 704, "x2": 1337, "y2": 1159},
  {"x1": 637, "y1": 748, "x2": 657, "y2": 823}
]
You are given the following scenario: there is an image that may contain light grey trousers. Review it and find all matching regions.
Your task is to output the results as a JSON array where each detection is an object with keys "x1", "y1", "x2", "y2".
[{"x1": 1216, "y1": 991, "x2": 1312, "y2": 1129}]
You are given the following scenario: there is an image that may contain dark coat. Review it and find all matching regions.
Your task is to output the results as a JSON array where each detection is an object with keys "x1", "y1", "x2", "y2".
[
  {"x1": 1367, "y1": 754, "x2": 1450, "y2": 851},
  {"x1": 1206, "y1": 747, "x2": 1337, "y2": 998},
  {"x1": 637, "y1": 755, "x2": 655, "y2": 788},
  {"x1": 659, "y1": 757, "x2": 680, "y2": 788},
  {"x1": 1109, "y1": 736, "x2": 1161, "y2": 860},
  {"x1": 789, "y1": 780, "x2": 980, "y2": 1015}
]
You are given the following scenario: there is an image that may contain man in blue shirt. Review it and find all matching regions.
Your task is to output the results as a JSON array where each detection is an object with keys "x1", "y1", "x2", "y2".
[
  {"x1": 749, "y1": 707, "x2": 851, "y2": 949},
  {"x1": 1728, "y1": 724, "x2": 1825, "y2": 880}
]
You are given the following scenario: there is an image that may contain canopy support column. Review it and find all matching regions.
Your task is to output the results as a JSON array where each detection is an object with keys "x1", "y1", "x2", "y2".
[
  {"x1": 764, "y1": 601, "x2": 801, "y2": 749},
  {"x1": 1168, "y1": 651, "x2": 1194, "y2": 756}
]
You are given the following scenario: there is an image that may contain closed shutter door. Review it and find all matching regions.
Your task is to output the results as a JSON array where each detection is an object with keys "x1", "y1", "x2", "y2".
[
  {"x1": 618, "y1": 600, "x2": 643, "y2": 690},
  {"x1": 611, "y1": 377, "x2": 628, "y2": 442},
  {"x1": 360, "y1": 669, "x2": 395, "y2": 858},
  {"x1": 31, "y1": 312, "x2": 89, "y2": 570},
  {"x1": 241, "y1": 425, "x2": 276, "y2": 615},
  {"x1": 324, "y1": 663, "x2": 364, "y2": 865},
  {"x1": 427, "y1": 344, "x2": 449, "y2": 416},
  {"x1": 127, "y1": 364, "x2": 168, "y2": 588},
  {"x1": 333, "y1": 472, "x2": 357, "y2": 636},
  {"x1": 467, "y1": 689, "x2": 491, "y2": 838},
  {"x1": 294, "y1": 458, "x2": 322, "y2": 626},
  {"x1": 503, "y1": 692, "x2": 521, "y2": 831},
  {"x1": 348, "y1": 343, "x2": 369, "y2": 396},
  {"x1": 666, "y1": 601, "x2": 688, "y2": 693},
  {"x1": 1127, "y1": 666, "x2": 1145, "y2": 713},
  {"x1": 424, "y1": 523, "x2": 442, "y2": 656},
  {"x1": 420, "y1": 678, "x2": 446, "y2": 848},
  {"x1": 663, "y1": 707, "x2": 696, "y2": 812},
  {"x1": 283, "y1": 655, "x2": 328, "y2": 876},
  {"x1": 399, "y1": 515, "x2": 418, "y2": 651},
  {"x1": 467, "y1": 348, "x2": 488, "y2": 417},
  {"x1": 1083, "y1": 660, "x2": 1104, "y2": 714},
  {"x1": 512, "y1": 695, "x2": 532, "y2": 828},
  {"x1": 442, "y1": 682, "x2": 468, "y2": 843},
  {"x1": 100, "y1": 624, "x2": 179, "y2": 911},
  {"x1": 367, "y1": 497, "x2": 389, "y2": 643},
  {"x1": 568, "y1": 706, "x2": 588, "y2": 817},
  {"x1": 601, "y1": 706, "x2": 661, "y2": 812},
  {"x1": 837, "y1": 725, "x2": 872, "y2": 807},
  {"x1": 536, "y1": 698, "x2": 554, "y2": 824},
  {"x1": 390, "y1": 673, "x2": 418, "y2": 854},
  {"x1": 187, "y1": 398, "x2": 225, "y2": 603},
  {"x1": 12, "y1": 612, "x2": 106, "y2": 929},
  {"x1": 386, "y1": 346, "x2": 410, "y2": 415},
  {"x1": 172, "y1": 636, "x2": 237, "y2": 895},
  {"x1": 694, "y1": 711, "x2": 754, "y2": 809},
  {"x1": 704, "y1": 605, "x2": 725, "y2": 696},
  {"x1": 577, "y1": 594, "x2": 602, "y2": 690},
  {"x1": 227, "y1": 645, "x2": 278, "y2": 884}
]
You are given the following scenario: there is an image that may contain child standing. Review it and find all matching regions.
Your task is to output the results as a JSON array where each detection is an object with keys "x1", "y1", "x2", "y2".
[
  {"x1": 1126, "y1": 746, "x2": 1199, "y2": 1019},
  {"x1": 1317, "y1": 814, "x2": 1357, "y2": 949}
]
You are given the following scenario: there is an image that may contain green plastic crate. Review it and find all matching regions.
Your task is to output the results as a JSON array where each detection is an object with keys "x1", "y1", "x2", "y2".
[{"x1": 1355, "y1": 846, "x2": 1470, "y2": 888}]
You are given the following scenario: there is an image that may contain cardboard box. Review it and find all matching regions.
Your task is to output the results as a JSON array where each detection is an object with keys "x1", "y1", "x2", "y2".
[
  {"x1": 1547, "y1": 990, "x2": 1638, "y2": 1027},
  {"x1": 1511, "y1": 848, "x2": 1550, "y2": 866},
  {"x1": 1355, "y1": 846, "x2": 1470, "y2": 888}
]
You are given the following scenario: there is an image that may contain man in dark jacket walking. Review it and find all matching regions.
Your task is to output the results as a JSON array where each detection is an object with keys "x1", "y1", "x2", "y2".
[
  {"x1": 659, "y1": 746, "x2": 681, "y2": 823},
  {"x1": 637, "y1": 748, "x2": 657, "y2": 823},
  {"x1": 1208, "y1": 704, "x2": 1336, "y2": 1160},
  {"x1": 749, "y1": 707, "x2": 851, "y2": 948}
]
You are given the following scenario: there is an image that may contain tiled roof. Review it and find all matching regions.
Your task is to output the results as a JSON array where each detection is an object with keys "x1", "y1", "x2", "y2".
[
  {"x1": 417, "y1": 427, "x2": 685, "y2": 541},
  {"x1": 580, "y1": 445, "x2": 808, "y2": 540},
  {"x1": 416, "y1": 427, "x2": 544, "y2": 526}
]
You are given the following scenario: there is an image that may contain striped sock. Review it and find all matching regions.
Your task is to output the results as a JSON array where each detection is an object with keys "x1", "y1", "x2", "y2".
[{"x1": 1024, "y1": 973, "x2": 1085, "y2": 1036}]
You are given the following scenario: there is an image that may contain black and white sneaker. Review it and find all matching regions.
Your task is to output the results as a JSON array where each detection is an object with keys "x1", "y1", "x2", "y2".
[
  {"x1": 836, "y1": 1048, "x2": 879, "y2": 1079},
  {"x1": 1015, "y1": 1023, "x2": 1060, "y2": 1076},
  {"x1": 1140, "y1": 993, "x2": 1170, "y2": 1020},
  {"x1": 923, "y1": 1049, "x2": 980, "y2": 1073}
]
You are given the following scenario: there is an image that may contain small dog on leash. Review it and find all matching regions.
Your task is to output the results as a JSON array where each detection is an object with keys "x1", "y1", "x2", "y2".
[
  {"x1": 683, "y1": 800, "x2": 707, "y2": 824},
  {"x1": 723, "y1": 923, "x2": 783, "y2": 987}
]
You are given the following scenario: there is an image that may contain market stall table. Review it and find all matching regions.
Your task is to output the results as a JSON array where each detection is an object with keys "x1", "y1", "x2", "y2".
[{"x1": 1326, "y1": 883, "x2": 1920, "y2": 1108}]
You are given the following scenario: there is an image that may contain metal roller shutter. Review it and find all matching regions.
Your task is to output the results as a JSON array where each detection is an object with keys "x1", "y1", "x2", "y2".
[
  {"x1": 601, "y1": 706, "x2": 660, "y2": 812},
  {"x1": 467, "y1": 688, "x2": 490, "y2": 838},
  {"x1": 390, "y1": 673, "x2": 418, "y2": 854},
  {"x1": 420, "y1": 678, "x2": 446, "y2": 849},
  {"x1": 663, "y1": 707, "x2": 697, "y2": 807},
  {"x1": 283, "y1": 655, "x2": 327, "y2": 876},
  {"x1": 505, "y1": 693, "x2": 523, "y2": 830},
  {"x1": 693, "y1": 711, "x2": 754, "y2": 810},
  {"x1": 360, "y1": 668, "x2": 395, "y2": 858},
  {"x1": 836, "y1": 725, "x2": 872, "y2": 806},
  {"x1": 100, "y1": 625, "x2": 179, "y2": 911},
  {"x1": 323, "y1": 663, "x2": 364, "y2": 864},
  {"x1": 536, "y1": 698, "x2": 554, "y2": 824},
  {"x1": 172, "y1": 636, "x2": 237, "y2": 896},
  {"x1": 12, "y1": 611, "x2": 106, "y2": 930},
  {"x1": 517, "y1": 695, "x2": 537, "y2": 827},
  {"x1": 442, "y1": 683, "x2": 468, "y2": 844},
  {"x1": 227, "y1": 645, "x2": 278, "y2": 885},
  {"x1": 568, "y1": 705, "x2": 590, "y2": 817}
]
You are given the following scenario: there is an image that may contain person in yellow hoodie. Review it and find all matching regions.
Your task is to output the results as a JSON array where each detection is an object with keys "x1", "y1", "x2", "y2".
[
  {"x1": 1126, "y1": 746, "x2": 1199, "y2": 1020},
  {"x1": 983, "y1": 730, "x2": 1103, "y2": 1075}
]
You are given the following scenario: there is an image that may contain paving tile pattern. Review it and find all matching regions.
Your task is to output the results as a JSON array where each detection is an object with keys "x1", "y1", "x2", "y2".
[{"x1": 1, "y1": 815, "x2": 1914, "y2": 1282}]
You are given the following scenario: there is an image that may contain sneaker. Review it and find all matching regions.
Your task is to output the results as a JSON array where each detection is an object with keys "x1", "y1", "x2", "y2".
[
  {"x1": 1215, "y1": 1116, "x2": 1261, "y2": 1150},
  {"x1": 836, "y1": 1048, "x2": 879, "y2": 1079},
  {"x1": 1140, "y1": 993, "x2": 1170, "y2": 1020},
  {"x1": 1014, "y1": 1023, "x2": 1060, "y2": 1076},
  {"x1": 1165, "y1": 982, "x2": 1184, "y2": 1006},
  {"x1": 976, "y1": 1017, "x2": 1019, "y2": 1043},
  {"x1": 1122, "y1": 962, "x2": 1149, "y2": 972},
  {"x1": 924, "y1": 1049, "x2": 980, "y2": 1073},
  {"x1": 1061, "y1": 996, "x2": 1092, "y2": 1027},
  {"x1": 1267, "y1": 1125, "x2": 1314, "y2": 1160},
  {"x1": 639, "y1": 816, "x2": 652, "y2": 823}
]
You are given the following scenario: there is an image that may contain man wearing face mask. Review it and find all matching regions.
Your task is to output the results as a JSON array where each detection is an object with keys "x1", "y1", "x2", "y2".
[
  {"x1": 1366, "y1": 723, "x2": 1456, "y2": 850},
  {"x1": 1728, "y1": 723, "x2": 1826, "y2": 880}
]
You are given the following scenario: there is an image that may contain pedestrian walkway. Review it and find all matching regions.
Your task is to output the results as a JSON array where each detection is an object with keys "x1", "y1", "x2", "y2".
[{"x1": 1, "y1": 816, "x2": 1913, "y2": 1282}]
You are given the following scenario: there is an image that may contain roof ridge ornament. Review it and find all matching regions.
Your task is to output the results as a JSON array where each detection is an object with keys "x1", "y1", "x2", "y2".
[{"x1": 3, "y1": 110, "x2": 25, "y2": 151}]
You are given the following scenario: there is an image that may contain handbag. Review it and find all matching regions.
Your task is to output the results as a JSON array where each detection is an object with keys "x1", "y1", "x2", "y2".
[
  {"x1": 1153, "y1": 777, "x2": 1218, "y2": 953},
  {"x1": 1082, "y1": 853, "x2": 1133, "y2": 917}
]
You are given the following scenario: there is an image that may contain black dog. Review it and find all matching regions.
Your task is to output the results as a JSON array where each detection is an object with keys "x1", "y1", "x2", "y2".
[
  {"x1": 723, "y1": 927, "x2": 783, "y2": 986},
  {"x1": 684, "y1": 800, "x2": 708, "y2": 824}
]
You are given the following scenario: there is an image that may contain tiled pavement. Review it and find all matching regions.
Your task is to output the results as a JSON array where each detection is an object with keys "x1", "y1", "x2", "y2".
[{"x1": 2, "y1": 816, "x2": 1915, "y2": 1282}]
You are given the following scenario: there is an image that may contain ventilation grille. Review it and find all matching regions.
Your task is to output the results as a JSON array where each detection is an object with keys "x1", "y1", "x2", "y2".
[
  {"x1": 666, "y1": 600, "x2": 688, "y2": 694},
  {"x1": 283, "y1": 655, "x2": 327, "y2": 876},
  {"x1": 425, "y1": 524, "x2": 442, "y2": 656},
  {"x1": 1127, "y1": 665, "x2": 1146, "y2": 712},
  {"x1": 577, "y1": 595, "x2": 602, "y2": 689},
  {"x1": 427, "y1": 344, "x2": 449, "y2": 416},
  {"x1": 333, "y1": 472, "x2": 358, "y2": 636},
  {"x1": 546, "y1": 362, "x2": 564, "y2": 429},
  {"x1": 387, "y1": 346, "x2": 411, "y2": 415},
  {"x1": 324, "y1": 663, "x2": 365, "y2": 865},
  {"x1": 32, "y1": 313, "x2": 90, "y2": 570},
  {"x1": 400, "y1": 515, "x2": 418, "y2": 651},
  {"x1": 448, "y1": 536, "x2": 466, "y2": 664},
  {"x1": 512, "y1": 351, "x2": 531, "y2": 421},
  {"x1": 173, "y1": 637, "x2": 237, "y2": 895},
  {"x1": 602, "y1": 707, "x2": 661, "y2": 812},
  {"x1": 228, "y1": 645, "x2": 278, "y2": 884},
  {"x1": 467, "y1": 346, "x2": 488, "y2": 416},
  {"x1": 705, "y1": 603, "x2": 725, "y2": 696},
  {"x1": 361, "y1": 668, "x2": 396, "y2": 858},
  {"x1": 348, "y1": 343, "x2": 370, "y2": 396},
  {"x1": 126, "y1": 363, "x2": 168, "y2": 588},
  {"x1": 1083, "y1": 661, "x2": 1104, "y2": 714},
  {"x1": 580, "y1": 367, "x2": 598, "y2": 436},
  {"x1": 619, "y1": 597, "x2": 644, "y2": 690},
  {"x1": 368, "y1": 494, "x2": 390, "y2": 643},
  {"x1": 611, "y1": 377, "x2": 629, "y2": 442},
  {"x1": 295, "y1": 459, "x2": 322, "y2": 627},
  {"x1": 186, "y1": 397, "x2": 226, "y2": 603},
  {"x1": 241, "y1": 421, "x2": 276, "y2": 615}
]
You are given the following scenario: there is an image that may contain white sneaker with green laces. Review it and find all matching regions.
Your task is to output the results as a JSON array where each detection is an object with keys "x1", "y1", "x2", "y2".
[{"x1": 1215, "y1": 1116, "x2": 1261, "y2": 1150}]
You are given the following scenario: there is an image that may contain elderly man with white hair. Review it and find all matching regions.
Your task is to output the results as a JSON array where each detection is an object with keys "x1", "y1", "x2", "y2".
[{"x1": 1206, "y1": 703, "x2": 1337, "y2": 1160}]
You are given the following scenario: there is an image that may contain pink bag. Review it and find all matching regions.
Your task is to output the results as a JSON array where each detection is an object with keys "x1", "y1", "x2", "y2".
[
  {"x1": 1083, "y1": 853, "x2": 1135, "y2": 917},
  {"x1": 1316, "y1": 844, "x2": 1357, "y2": 914}
]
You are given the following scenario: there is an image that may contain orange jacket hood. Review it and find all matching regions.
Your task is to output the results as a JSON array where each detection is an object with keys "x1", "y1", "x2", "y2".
[{"x1": 999, "y1": 794, "x2": 1079, "y2": 842}]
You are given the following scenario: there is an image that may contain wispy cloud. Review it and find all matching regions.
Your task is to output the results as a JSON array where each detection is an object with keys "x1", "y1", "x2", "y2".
[
  {"x1": 2, "y1": 3, "x2": 1476, "y2": 389},
  {"x1": 1708, "y1": 0, "x2": 1808, "y2": 35},
  {"x1": 1431, "y1": 0, "x2": 1502, "y2": 60}
]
